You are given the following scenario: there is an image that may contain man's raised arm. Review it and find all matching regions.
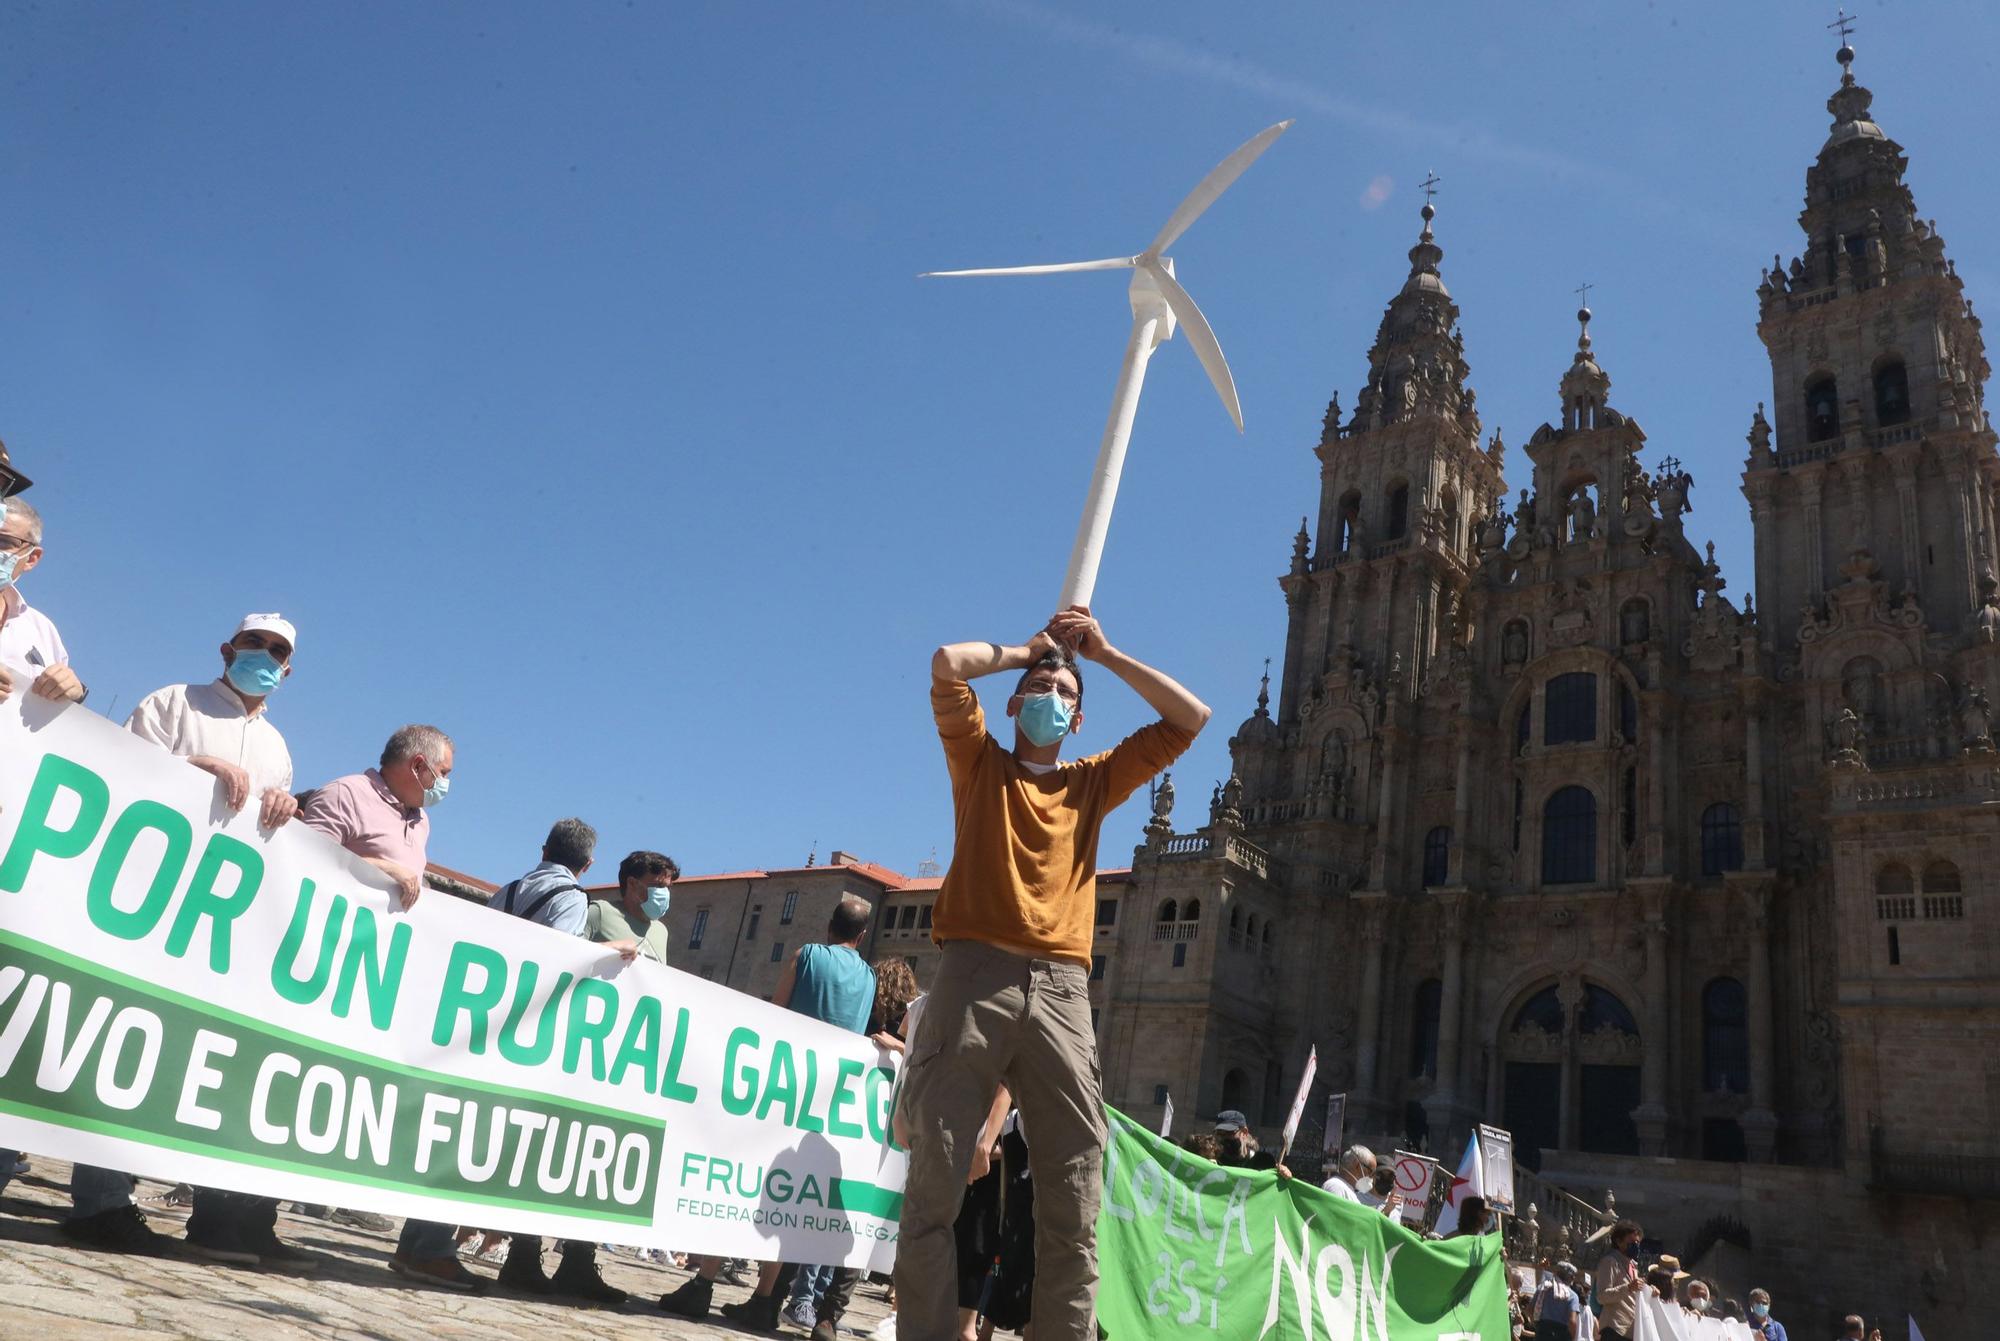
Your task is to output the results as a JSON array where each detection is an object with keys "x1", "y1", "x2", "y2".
[
  {"x1": 932, "y1": 630, "x2": 1060, "y2": 684},
  {"x1": 1049, "y1": 606, "x2": 1210, "y2": 733}
]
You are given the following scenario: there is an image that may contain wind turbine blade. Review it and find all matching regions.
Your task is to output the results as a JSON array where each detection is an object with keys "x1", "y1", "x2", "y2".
[
  {"x1": 1147, "y1": 120, "x2": 1294, "y2": 256},
  {"x1": 1142, "y1": 259, "x2": 1243, "y2": 432},
  {"x1": 919, "y1": 256, "x2": 1137, "y2": 278}
]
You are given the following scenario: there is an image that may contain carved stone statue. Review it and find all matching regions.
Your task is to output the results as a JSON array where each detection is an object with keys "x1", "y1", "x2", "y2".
[
  {"x1": 1566, "y1": 487, "x2": 1597, "y2": 543},
  {"x1": 1828, "y1": 706, "x2": 1867, "y2": 769},
  {"x1": 1151, "y1": 772, "x2": 1176, "y2": 822},
  {"x1": 1957, "y1": 684, "x2": 1995, "y2": 753},
  {"x1": 1503, "y1": 620, "x2": 1529, "y2": 667}
]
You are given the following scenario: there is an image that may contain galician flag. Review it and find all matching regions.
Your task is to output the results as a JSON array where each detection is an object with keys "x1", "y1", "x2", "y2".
[{"x1": 1432, "y1": 1131, "x2": 1485, "y2": 1236}]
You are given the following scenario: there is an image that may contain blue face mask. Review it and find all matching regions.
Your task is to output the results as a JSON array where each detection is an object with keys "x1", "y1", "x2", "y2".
[
  {"x1": 0, "y1": 550, "x2": 18, "y2": 590},
  {"x1": 1017, "y1": 692, "x2": 1073, "y2": 747},
  {"x1": 641, "y1": 885, "x2": 671, "y2": 919},
  {"x1": 1750, "y1": 1305, "x2": 1769, "y2": 1320},
  {"x1": 420, "y1": 759, "x2": 450, "y2": 807},
  {"x1": 224, "y1": 648, "x2": 286, "y2": 698}
]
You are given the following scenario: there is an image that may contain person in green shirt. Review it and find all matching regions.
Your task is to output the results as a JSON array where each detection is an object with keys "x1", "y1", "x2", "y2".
[{"x1": 583, "y1": 850, "x2": 679, "y2": 964}]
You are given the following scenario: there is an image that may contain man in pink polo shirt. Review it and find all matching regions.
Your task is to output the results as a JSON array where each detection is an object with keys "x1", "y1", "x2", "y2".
[{"x1": 299, "y1": 724, "x2": 473, "y2": 1290}]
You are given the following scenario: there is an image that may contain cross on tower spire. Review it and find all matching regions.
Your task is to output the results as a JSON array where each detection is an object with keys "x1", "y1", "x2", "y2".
[
  {"x1": 1420, "y1": 170, "x2": 1442, "y2": 207},
  {"x1": 1574, "y1": 280, "x2": 1594, "y2": 307},
  {"x1": 1828, "y1": 6, "x2": 1856, "y2": 44}
]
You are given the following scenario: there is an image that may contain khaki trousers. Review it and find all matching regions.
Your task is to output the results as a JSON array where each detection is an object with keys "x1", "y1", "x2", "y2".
[{"x1": 894, "y1": 941, "x2": 1106, "y2": 1341}]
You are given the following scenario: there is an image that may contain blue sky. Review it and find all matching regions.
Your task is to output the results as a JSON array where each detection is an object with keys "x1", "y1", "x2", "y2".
[{"x1": 6, "y1": 1, "x2": 1996, "y2": 884}]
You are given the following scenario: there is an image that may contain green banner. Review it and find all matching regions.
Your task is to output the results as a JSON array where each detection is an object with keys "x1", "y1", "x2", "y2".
[{"x1": 1097, "y1": 1110, "x2": 1510, "y2": 1340}]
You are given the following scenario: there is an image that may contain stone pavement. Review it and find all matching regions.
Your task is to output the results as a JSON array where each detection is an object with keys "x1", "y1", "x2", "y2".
[{"x1": 0, "y1": 1158, "x2": 894, "y2": 1341}]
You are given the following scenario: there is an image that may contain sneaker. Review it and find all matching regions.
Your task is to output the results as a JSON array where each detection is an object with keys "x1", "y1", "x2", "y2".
[
  {"x1": 140, "y1": 1183, "x2": 195, "y2": 1217},
  {"x1": 59, "y1": 1205, "x2": 173, "y2": 1257},
  {"x1": 869, "y1": 1316, "x2": 898, "y2": 1341},
  {"x1": 721, "y1": 1291, "x2": 785, "y2": 1332},
  {"x1": 783, "y1": 1296, "x2": 820, "y2": 1331},
  {"x1": 659, "y1": 1274, "x2": 715, "y2": 1318},
  {"x1": 497, "y1": 1242, "x2": 554, "y2": 1295},
  {"x1": 720, "y1": 1258, "x2": 752, "y2": 1286},
  {"x1": 812, "y1": 1321, "x2": 841, "y2": 1341},
  {"x1": 551, "y1": 1249, "x2": 629, "y2": 1306},
  {"x1": 6, "y1": 1156, "x2": 30, "y2": 1178},
  {"x1": 183, "y1": 1218, "x2": 261, "y2": 1266},
  {"x1": 328, "y1": 1206, "x2": 396, "y2": 1232},
  {"x1": 389, "y1": 1253, "x2": 485, "y2": 1292}
]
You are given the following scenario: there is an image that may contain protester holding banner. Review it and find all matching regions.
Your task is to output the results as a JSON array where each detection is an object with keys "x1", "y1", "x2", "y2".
[
  {"x1": 1320, "y1": 1144, "x2": 1374, "y2": 1202},
  {"x1": 1534, "y1": 1261, "x2": 1583, "y2": 1341},
  {"x1": 720, "y1": 895, "x2": 878, "y2": 1338},
  {"x1": 581, "y1": 850, "x2": 680, "y2": 964},
  {"x1": 0, "y1": 495, "x2": 88, "y2": 1223},
  {"x1": 298, "y1": 724, "x2": 474, "y2": 1291},
  {"x1": 116, "y1": 614, "x2": 309, "y2": 1268},
  {"x1": 1594, "y1": 1219, "x2": 1649, "y2": 1341},
  {"x1": 897, "y1": 607, "x2": 1206, "y2": 1341},
  {"x1": 1212, "y1": 1109, "x2": 1276, "y2": 1170},
  {"x1": 490, "y1": 818, "x2": 630, "y2": 1306}
]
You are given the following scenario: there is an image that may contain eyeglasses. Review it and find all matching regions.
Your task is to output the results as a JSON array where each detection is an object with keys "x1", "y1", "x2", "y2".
[{"x1": 0, "y1": 534, "x2": 35, "y2": 555}]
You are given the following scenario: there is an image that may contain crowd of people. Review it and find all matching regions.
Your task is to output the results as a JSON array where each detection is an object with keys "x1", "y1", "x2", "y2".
[{"x1": 0, "y1": 457, "x2": 1217, "y2": 1341}]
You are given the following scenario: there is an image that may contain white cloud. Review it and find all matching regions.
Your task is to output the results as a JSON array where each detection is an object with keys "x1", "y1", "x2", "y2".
[{"x1": 1360, "y1": 175, "x2": 1395, "y2": 211}]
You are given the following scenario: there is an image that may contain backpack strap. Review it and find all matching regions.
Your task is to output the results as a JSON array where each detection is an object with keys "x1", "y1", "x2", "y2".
[{"x1": 515, "y1": 882, "x2": 582, "y2": 924}]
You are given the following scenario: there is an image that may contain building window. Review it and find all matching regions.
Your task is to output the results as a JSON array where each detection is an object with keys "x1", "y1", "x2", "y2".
[
  {"x1": 689, "y1": 907, "x2": 709, "y2": 950},
  {"x1": 1544, "y1": 672, "x2": 1598, "y2": 745},
  {"x1": 1516, "y1": 703, "x2": 1531, "y2": 752},
  {"x1": 1512, "y1": 779, "x2": 1524, "y2": 854},
  {"x1": 1181, "y1": 898, "x2": 1201, "y2": 923},
  {"x1": 919, "y1": 903, "x2": 933, "y2": 929},
  {"x1": 1091, "y1": 954, "x2": 1107, "y2": 981},
  {"x1": 1156, "y1": 898, "x2": 1177, "y2": 923},
  {"x1": 1700, "y1": 803, "x2": 1744, "y2": 876},
  {"x1": 1542, "y1": 786, "x2": 1597, "y2": 885},
  {"x1": 1097, "y1": 899, "x2": 1118, "y2": 927},
  {"x1": 1410, "y1": 979, "x2": 1442, "y2": 1079},
  {"x1": 1805, "y1": 374, "x2": 1840, "y2": 442},
  {"x1": 1888, "y1": 926, "x2": 1901, "y2": 965},
  {"x1": 746, "y1": 906, "x2": 762, "y2": 941},
  {"x1": 781, "y1": 891, "x2": 798, "y2": 925},
  {"x1": 1618, "y1": 680, "x2": 1637, "y2": 743},
  {"x1": 1386, "y1": 482, "x2": 1410, "y2": 540},
  {"x1": 1923, "y1": 860, "x2": 1963, "y2": 920},
  {"x1": 1337, "y1": 491, "x2": 1362, "y2": 552},
  {"x1": 1874, "y1": 358, "x2": 1910, "y2": 427},
  {"x1": 1702, "y1": 977, "x2": 1749, "y2": 1094},
  {"x1": 1421, "y1": 827, "x2": 1450, "y2": 888},
  {"x1": 1876, "y1": 863, "x2": 1916, "y2": 921},
  {"x1": 1261, "y1": 923, "x2": 1273, "y2": 957},
  {"x1": 770, "y1": 940, "x2": 785, "y2": 963},
  {"x1": 1172, "y1": 942, "x2": 1187, "y2": 968},
  {"x1": 899, "y1": 905, "x2": 918, "y2": 930}
]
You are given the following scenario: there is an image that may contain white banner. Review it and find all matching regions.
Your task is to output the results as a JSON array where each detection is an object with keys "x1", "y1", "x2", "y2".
[
  {"x1": 1632, "y1": 1287, "x2": 1755, "y2": 1341},
  {"x1": 0, "y1": 693, "x2": 906, "y2": 1268}
]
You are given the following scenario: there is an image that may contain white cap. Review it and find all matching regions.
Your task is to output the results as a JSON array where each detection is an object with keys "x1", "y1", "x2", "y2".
[{"x1": 236, "y1": 613, "x2": 298, "y2": 651}]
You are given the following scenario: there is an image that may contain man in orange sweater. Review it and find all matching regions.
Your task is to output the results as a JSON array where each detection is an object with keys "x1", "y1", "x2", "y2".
[{"x1": 897, "y1": 605, "x2": 1208, "y2": 1341}]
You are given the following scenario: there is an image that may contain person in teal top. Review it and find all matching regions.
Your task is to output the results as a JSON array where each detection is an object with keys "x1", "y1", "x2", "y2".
[
  {"x1": 705, "y1": 895, "x2": 879, "y2": 1336},
  {"x1": 780, "y1": 895, "x2": 878, "y2": 1034}
]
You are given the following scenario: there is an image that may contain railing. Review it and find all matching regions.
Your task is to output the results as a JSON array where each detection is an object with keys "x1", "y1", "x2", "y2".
[
  {"x1": 1366, "y1": 537, "x2": 1411, "y2": 560},
  {"x1": 1150, "y1": 921, "x2": 1200, "y2": 943},
  {"x1": 1869, "y1": 1144, "x2": 2000, "y2": 1199},
  {"x1": 1224, "y1": 834, "x2": 1274, "y2": 880},
  {"x1": 1865, "y1": 733, "x2": 1946, "y2": 770},
  {"x1": 1775, "y1": 441, "x2": 1838, "y2": 469},
  {"x1": 1508, "y1": 1165, "x2": 1617, "y2": 1271},
  {"x1": 1160, "y1": 834, "x2": 1208, "y2": 857}
]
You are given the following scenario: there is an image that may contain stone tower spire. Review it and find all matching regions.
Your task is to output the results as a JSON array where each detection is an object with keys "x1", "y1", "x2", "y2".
[
  {"x1": 1744, "y1": 32, "x2": 1999, "y2": 645},
  {"x1": 1259, "y1": 195, "x2": 1504, "y2": 800}
]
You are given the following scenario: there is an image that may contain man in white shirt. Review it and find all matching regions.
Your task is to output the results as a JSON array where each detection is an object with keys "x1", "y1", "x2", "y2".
[
  {"x1": 104, "y1": 614, "x2": 308, "y2": 1268},
  {"x1": 1320, "y1": 1145, "x2": 1376, "y2": 1203},
  {"x1": 0, "y1": 496, "x2": 85, "y2": 708}
]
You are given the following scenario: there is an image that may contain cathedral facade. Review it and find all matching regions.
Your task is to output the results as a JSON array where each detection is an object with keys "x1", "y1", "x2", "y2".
[{"x1": 1095, "y1": 44, "x2": 1999, "y2": 1329}]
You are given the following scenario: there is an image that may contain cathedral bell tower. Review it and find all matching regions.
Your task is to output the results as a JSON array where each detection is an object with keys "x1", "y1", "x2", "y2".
[{"x1": 1744, "y1": 36, "x2": 2000, "y2": 648}]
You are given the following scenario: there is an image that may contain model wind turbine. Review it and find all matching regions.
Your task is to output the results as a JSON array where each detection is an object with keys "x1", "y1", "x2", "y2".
[{"x1": 922, "y1": 120, "x2": 1292, "y2": 608}]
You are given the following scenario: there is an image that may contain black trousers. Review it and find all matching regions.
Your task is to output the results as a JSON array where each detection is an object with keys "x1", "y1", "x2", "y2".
[{"x1": 187, "y1": 1188, "x2": 278, "y2": 1240}]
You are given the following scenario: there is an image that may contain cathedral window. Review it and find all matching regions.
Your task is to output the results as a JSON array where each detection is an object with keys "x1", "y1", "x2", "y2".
[
  {"x1": 1512, "y1": 779, "x2": 1524, "y2": 853},
  {"x1": 1618, "y1": 680, "x2": 1638, "y2": 742},
  {"x1": 1875, "y1": 863, "x2": 1916, "y2": 921},
  {"x1": 1922, "y1": 860, "x2": 1963, "y2": 921},
  {"x1": 1699, "y1": 802, "x2": 1744, "y2": 876},
  {"x1": 1220, "y1": 1068, "x2": 1247, "y2": 1115},
  {"x1": 1542, "y1": 786, "x2": 1597, "y2": 885},
  {"x1": 1421, "y1": 826, "x2": 1451, "y2": 888},
  {"x1": 1873, "y1": 357, "x2": 1910, "y2": 427},
  {"x1": 1410, "y1": 979, "x2": 1442, "y2": 1079},
  {"x1": 1337, "y1": 491, "x2": 1362, "y2": 552},
  {"x1": 1619, "y1": 598, "x2": 1651, "y2": 645},
  {"x1": 1513, "y1": 986, "x2": 1564, "y2": 1034},
  {"x1": 1156, "y1": 898, "x2": 1178, "y2": 923},
  {"x1": 1228, "y1": 907, "x2": 1242, "y2": 947},
  {"x1": 1805, "y1": 374, "x2": 1841, "y2": 442},
  {"x1": 1701, "y1": 978, "x2": 1749, "y2": 1095},
  {"x1": 1386, "y1": 483, "x2": 1410, "y2": 541},
  {"x1": 1440, "y1": 486, "x2": 1461, "y2": 552},
  {"x1": 1181, "y1": 898, "x2": 1202, "y2": 923},
  {"x1": 1515, "y1": 701, "x2": 1531, "y2": 751},
  {"x1": 1544, "y1": 672, "x2": 1598, "y2": 745}
]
